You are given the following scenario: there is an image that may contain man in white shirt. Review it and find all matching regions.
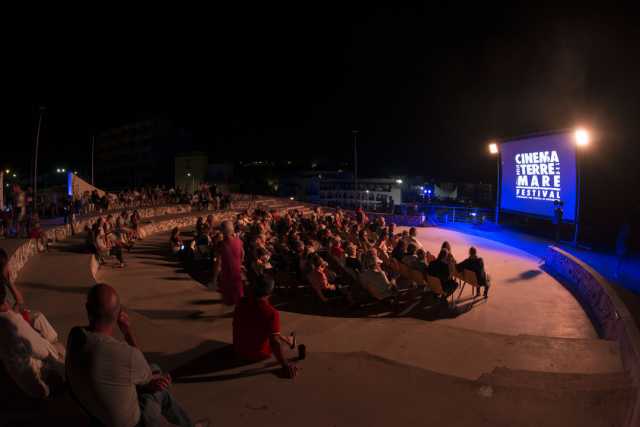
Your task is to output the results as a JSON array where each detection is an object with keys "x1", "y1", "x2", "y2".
[
  {"x1": 0, "y1": 283, "x2": 65, "y2": 398},
  {"x1": 66, "y1": 283, "x2": 208, "y2": 427}
]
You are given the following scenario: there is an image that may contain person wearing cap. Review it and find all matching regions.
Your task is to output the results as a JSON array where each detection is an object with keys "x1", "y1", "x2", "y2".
[
  {"x1": 359, "y1": 249, "x2": 397, "y2": 301},
  {"x1": 307, "y1": 253, "x2": 343, "y2": 303},
  {"x1": 233, "y1": 276, "x2": 298, "y2": 378}
]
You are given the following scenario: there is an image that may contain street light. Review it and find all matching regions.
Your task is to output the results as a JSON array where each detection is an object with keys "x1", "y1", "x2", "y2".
[
  {"x1": 573, "y1": 128, "x2": 590, "y2": 246},
  {"x1": 488, "y1": 141, "x2": 500, "y2": 224},
  {"x1": 575, "y1": 128, "x2": 590, "y2": 147},
  {"x1": 395, "y1": 179, "x2": 403, "y2": 184},
  {"x1": 4, "y1": 169, "x2": 9, "y2": 174}
]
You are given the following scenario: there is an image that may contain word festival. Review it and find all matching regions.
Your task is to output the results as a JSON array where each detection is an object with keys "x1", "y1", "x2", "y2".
[{"x1": 514, "y1": 150, "x2": 561, "y2": 201}]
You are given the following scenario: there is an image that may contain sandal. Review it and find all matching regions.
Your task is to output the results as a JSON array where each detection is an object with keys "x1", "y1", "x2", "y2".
[{"x1": 289, "y1": 332, "x2": 296, "y2": 350}]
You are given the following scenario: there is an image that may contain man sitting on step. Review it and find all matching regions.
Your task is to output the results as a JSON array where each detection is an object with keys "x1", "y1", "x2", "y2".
[{"x1": 66, "y1": 283, "x2": 209, "y2": 427}]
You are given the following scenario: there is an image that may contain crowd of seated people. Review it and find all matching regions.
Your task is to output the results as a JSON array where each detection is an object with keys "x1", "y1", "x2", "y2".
[
  {"x1": 86, "y1": 210, "x2": 145, "y2": 268},
  {"x1": 181, "y1": 205, "x2": 491, "y2": 315}
]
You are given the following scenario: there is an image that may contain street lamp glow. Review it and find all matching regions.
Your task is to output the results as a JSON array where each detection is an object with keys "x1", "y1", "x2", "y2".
[
  {"x1": 186, "y1": 172, "x2": 191, "y2": 177},
  {"x1": 575, "y1": 128, "x2": 590, "y2": 147},
  {"x1": 395, "y1": 179, "x2": 403, "y2": 184},
  {"x1": 56, "y1": 168, "x2": 61, "y2": 173},
  {"x1": 12, "y1": 173, "x2": 16, "y2": 178},
  {"x1": 61, "y1": 168, "x2": 66, "y2": 173},
  {"x1": 289, "y1": 197, "x2": 294, "y2": 200},
  {"x1": 4, "y1": 169, "x2": 9, "y2": 174},
  {"x1": 488, "y1": 142, "x2": 499, "y2": 154}
]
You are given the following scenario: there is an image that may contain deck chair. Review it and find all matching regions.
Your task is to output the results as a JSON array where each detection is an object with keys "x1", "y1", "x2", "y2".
[
  {"x1": 274, "y1": 270, "x2": 299, "y2": 296},
  {"x1": 462, "y1": 269, "x2": 481, "y2": 298}
]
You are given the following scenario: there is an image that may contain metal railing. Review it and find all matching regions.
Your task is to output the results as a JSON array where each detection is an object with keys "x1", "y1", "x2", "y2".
[{"x1": 420, "y1": 205, "x2": 496, "y2": 226}]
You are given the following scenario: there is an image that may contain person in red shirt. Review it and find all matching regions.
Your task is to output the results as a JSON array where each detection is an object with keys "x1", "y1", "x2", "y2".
[{"x1": 233, "y1": 276, "x2": 298, "y2": 378}]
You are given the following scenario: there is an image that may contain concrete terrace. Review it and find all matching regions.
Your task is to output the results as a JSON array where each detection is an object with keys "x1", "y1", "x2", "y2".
[{"x1": 0, "y1": 201, "x2": 636, "y2": 426}]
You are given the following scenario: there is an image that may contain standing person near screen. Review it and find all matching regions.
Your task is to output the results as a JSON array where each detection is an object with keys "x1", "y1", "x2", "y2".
[{"x1": 553, "y1": 200, "x2": 564, "y2": 243}]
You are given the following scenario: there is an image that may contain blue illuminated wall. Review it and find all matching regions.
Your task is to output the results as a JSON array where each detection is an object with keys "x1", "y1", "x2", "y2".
[{"x1": 500, "y1": 132, "x2": 577, "y2": 221}]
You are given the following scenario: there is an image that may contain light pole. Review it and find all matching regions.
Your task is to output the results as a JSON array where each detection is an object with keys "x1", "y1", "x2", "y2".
[
  {"x1": 352, "y1": 130, "x2": 359, "y2": 208},
  {"x1": 33, "y1": 106, "x2": 46, "y2": 212},
  {"x1": 573, "y1": 128, "x2": 590, "y2": 246},
  {"x1": 91, "y1": 135, "x2": 95, "y2": 185},
  {"x1": 488, "y1": 142, "x2": 500, "y2": 224}
]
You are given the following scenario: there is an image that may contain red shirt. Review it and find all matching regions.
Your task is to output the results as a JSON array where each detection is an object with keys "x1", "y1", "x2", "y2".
[
  {"x1": 331, "y1": 244, "x2": 344, "y2": 259},
  {"x1": 233, "y1": 297, "x2": 280, "y2": 361}
]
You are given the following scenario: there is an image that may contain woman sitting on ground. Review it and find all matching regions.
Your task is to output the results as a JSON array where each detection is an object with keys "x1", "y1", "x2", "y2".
[{"x1": 170, "y1": 227, "x2": 184, "y2": 255}]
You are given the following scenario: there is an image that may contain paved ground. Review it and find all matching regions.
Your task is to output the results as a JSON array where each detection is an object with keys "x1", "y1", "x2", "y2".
[
  {"x1": 0, "y1": 220, "x2": 633, "y2": 426},
  {"x1": 410, "y1": 227, "x2": 597, "y2": 338}
]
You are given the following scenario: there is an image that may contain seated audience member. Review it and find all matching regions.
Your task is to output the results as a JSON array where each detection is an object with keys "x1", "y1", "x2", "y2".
[
  {"x1": 307, "y1": 254, "x2": 345, "y2": 303},
  {"x1": 441, "y1": 241, "x2": 457, "y2": 276},
  {"x1": 29, "y1": 214, "x2": 48, "y2": 252},
  {"x1": 427, "y1": 249, "x2": 459, "y2": 295},
  {"x1": 170, "y1": 227, "x2": 184, "y2": 255},
  {"x1": 359, "y1": 250, "x2": 397, "y2": 301},
  {"x1": 66, "y1": 284, "x2": 208, "y2": 427},
  {"x1": 401, "y1": 243, "x2": 420, "y2": 270},
  {"x1": 344, "y1": 243, "x2": 362, "y2": 273},
  {"x1": 405, "y1": 227, "x2": 423, "y2": 250},
  {"x1": 251, "y1": 247, "x2": 273, "y2": 278},
  {"x1": 0, "y1": 281, "x2": 65, "y2": 398},
  {"x1": 391, "y1": 240, "x2": 407, "y2": 262},
  {"x1": 456, "y1": 246, "x2": 490, "y2": 297},
  {"x1": 415, "y1": 248, "x2": 429, "y2": 273},
  {"x1": 330, "y1": 237, "x2": 345, "y2": 261},
  {"x1": 94, "y1": 220, "x2": 126, "y2": 268},
  {"x1": 1, "y1": 248, "x2": 24, "y2": 309},
  {"x1": 233, "y1": 276, "x2": 297, "y2": 378}
]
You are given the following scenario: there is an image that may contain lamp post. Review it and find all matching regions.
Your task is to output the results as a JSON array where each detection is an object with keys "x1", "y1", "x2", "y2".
[
  {"x1": 573, "y1": 128, "x2": 590, "y2": 246},
  {"x1": 488, "y1": 142, "x2": 500, "y2": 224},
  {"x1": 33, "y1": 106, "x2": 46, "y2": 212},
  {"x1": 352, "y1": 130, "x2": 359, "y2": 208}
]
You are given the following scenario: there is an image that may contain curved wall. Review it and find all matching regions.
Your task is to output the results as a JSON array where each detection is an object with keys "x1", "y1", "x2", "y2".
[{"x1": 545, "y1": 246, "x2": 640, "y2": 427}]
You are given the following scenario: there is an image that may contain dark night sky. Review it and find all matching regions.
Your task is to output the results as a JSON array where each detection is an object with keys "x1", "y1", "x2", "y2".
[{"x1": 4, "y1": 4, "x2": 640, "y2": 227}]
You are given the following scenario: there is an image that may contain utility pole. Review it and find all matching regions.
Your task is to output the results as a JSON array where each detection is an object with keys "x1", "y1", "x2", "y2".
[
  {"x1": 352, "y1": 130, "x2": 359, "y2": 208},
  {"x1": 91, "y1": 135, "x2": 95, "y2": 185}
]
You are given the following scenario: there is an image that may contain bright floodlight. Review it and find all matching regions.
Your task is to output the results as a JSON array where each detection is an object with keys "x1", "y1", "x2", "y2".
[
  {"x1": 61, "y1": 168, "x2": 66, "y2": 173},
  {"x1": 575, "y1": 128, "x2": 590, "y2": 146},
  {"x1": 395, "y1": 179, "x2": 403, "y2": 184},
  {"x1": 4, "y1": 169, "x2": 9, "y2": 174},
  {"x1": 488, "y1": 142, "x2": 498, "y2": 154},
  {"x1": 289, "y1": 196, "x2": 294, "y2": 200}
]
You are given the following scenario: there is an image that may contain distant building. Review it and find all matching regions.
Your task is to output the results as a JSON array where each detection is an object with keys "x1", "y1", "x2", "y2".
[
  {"x1": 319, "y1": 177, "x2": 403, "y2": 212},
  {"x1": 175, "y1": 152, "x2": 208, "y2": 193},
  {"x1": 94, "y1": 119, "x2": 191, "y2": 189}
]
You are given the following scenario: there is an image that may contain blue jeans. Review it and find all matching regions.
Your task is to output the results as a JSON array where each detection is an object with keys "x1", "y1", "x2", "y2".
[{"x1": 138, "y1": 365, "x2": 194, "y2": 427}]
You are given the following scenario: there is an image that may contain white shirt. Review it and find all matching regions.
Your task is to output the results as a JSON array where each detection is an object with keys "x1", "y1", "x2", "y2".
[
  {"x1": 66, "y1": 327, "x2": 152, "y2": 427},
  {"x1": 0, "y1": 309, "x2": 62, "y2": 397}
]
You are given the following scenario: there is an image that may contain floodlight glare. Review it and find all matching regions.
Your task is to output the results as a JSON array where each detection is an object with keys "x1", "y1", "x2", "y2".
[
  {"x1": 575, "y1": 128, "x2": 590, "y2": 146},
  {"x1": 489, "y1": 142, "x2": 499, "y2": 154}
]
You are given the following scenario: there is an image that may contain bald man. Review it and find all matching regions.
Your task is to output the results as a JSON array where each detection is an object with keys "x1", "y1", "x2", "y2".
[{"x1": 66, "y1": 284, "x2": 207, "y2": 427}]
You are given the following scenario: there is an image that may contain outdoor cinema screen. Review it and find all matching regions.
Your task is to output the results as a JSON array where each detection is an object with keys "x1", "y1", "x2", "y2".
[{"x1": 499, "y1": 132, "x2": 577, "y2": 221}]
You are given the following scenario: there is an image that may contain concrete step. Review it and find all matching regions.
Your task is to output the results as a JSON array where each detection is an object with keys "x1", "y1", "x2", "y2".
[{"x1": 479, "y1": 367, "x2": 634, "y2": 392}]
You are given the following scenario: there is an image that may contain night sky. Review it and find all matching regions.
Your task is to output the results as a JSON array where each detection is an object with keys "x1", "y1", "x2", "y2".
[{"x1": 4, "y1": 4, "x2": 640, "y2": 233}]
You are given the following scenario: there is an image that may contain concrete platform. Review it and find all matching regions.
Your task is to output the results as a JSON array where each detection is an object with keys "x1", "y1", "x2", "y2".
[
  {"x1": 408, "y1": 226, "x2": 598, "y2": 338},
  {"x1": 3, "y1": 218, "x2": 633, "y2": 426}
]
